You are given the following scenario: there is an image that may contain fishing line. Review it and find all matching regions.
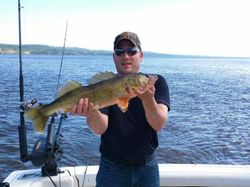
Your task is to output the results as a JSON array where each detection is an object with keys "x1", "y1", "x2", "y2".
[
  {"x1": 56, "y1": 21, "x2": 68, "y2": 93},
  {"x1": 81, "y1": 164, "x2": 88, "y2": 187},
  {"x1": 73, "y1": 167, "x2": 80, "y2": 187},
  {"x1": 44, "y1": 168, "x2": 57, "y2": 187}
]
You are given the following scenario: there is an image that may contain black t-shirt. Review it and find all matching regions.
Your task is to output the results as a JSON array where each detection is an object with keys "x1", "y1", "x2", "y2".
[{"x1": 99, "y1": 74, "x2": 170, "y2": 161}]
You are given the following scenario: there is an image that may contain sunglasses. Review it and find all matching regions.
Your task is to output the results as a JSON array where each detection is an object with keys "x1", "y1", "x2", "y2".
[{"x1": 114, "y1": 48, "x2": 140, "y2": 56}]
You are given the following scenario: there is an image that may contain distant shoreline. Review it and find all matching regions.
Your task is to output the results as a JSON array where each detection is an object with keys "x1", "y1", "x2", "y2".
[
  {"x1": 0, "y1": 43, "x2": 248, "y2": 58},
  {"x1": 0, "y1": 43, "x2": 175, "y2": 57},
  {"x1": 0, "y1": 43, "x2": 182, "y2": 58},
  {"x1": 0, "y1": 43, "x2": 112, "y2": 56}
]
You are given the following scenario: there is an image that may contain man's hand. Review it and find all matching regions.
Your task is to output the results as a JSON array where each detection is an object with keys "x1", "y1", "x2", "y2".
[
  {"x1": 71, "y1": 98, "x2": 108, "y2": 135},
  {"x1": 125, "y1": 76, "x2": 158, "y2": 101},
  {"x1": 70, "y1": 98, "x2": 96, "y2": 117}
]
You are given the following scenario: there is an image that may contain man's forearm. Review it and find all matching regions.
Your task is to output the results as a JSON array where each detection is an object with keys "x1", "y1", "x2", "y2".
[
  {"x1": 87, "y1": 110, "x2": 108, "y2": 135},
  {"x1": 142, "y1": 98, "x2": 168, "y2": 131}
]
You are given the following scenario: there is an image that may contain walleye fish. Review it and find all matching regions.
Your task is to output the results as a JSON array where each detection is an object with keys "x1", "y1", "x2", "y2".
[{"x1": 25, "y1": 72, "x2": 158, "y2": 133}]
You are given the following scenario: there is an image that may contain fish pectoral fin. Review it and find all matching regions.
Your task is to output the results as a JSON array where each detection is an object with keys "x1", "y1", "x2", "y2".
[{"x1": 117, "y1": 98, "x2": 129, "y2": 113}]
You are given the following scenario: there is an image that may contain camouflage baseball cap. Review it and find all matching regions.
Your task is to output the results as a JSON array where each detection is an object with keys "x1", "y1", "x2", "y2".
[{"x1": 114, "y1": 31, "x2": 141, "y2": 50}]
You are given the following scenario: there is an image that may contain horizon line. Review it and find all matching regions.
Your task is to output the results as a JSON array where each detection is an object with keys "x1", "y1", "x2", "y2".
[{"x1": 0, "y1": 43, "x2": 249, "y2": 59}]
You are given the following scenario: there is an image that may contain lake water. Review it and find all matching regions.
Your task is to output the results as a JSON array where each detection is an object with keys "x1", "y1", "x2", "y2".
[{"x1": 0, "y1": 54, "x2": 250, "y2": 181}]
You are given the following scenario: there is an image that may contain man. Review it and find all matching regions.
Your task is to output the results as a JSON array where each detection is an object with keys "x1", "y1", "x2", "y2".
[{"x1": 71, "y1": 31, "x2": 170, "y2": 187}]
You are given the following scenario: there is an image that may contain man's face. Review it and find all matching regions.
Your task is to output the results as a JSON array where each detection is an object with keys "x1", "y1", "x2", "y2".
[{"x1": 113, "y1": 40, "x2": 143, "y2": 75}]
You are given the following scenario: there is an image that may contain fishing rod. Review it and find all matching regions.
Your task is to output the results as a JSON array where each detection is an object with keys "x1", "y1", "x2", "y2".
[
  {"x1": 18, "y1": 0, "x2": 29, "y2": 163},
  {"x1": 17, "y1": 0, "x2": 66, "y2": 177}
]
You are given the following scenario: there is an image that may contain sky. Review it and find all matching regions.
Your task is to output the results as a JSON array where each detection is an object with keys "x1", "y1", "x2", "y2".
[{"x1": 1, "y1": 0, "x2": 250, "y2": 57}]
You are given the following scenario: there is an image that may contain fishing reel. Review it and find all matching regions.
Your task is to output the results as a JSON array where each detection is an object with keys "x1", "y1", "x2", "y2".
[
  {"x1": 19, "y1": 98, "x2": 66, "y2": 177},
  {"x1": 20, "y1": 98, "x2": 38, "y2": 111},
  {"x1": 30, "y1": 114, "x2": 65, "y2": 176}
]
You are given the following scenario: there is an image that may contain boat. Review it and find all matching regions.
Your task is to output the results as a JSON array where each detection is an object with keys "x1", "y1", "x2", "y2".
[{"x1": 2, "y1": 163, "x2": 250, "y2": 187}]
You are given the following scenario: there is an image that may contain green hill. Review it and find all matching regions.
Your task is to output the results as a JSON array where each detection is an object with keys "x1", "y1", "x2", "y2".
[{"x1": 0, "y1": 44, "x2": 111, "y2": 55}]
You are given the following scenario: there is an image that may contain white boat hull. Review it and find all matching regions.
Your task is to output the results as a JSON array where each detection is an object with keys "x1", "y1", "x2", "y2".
[{"x1": 3, "y1": 164, "x2": 250, "y2": 187}]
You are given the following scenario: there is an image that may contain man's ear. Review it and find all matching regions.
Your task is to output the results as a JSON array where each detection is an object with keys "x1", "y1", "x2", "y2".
[{"x1": 140, "y1": 52, "x2": 144, "y2": 62}]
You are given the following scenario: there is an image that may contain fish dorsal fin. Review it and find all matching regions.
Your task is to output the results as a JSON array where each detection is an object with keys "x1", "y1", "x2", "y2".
[
  {"x1": 56, "y1": 81, "x2": 82, "y2": 98},
  {"x1": 89, "y1": 71, "x2": 116, "y2": 85}
]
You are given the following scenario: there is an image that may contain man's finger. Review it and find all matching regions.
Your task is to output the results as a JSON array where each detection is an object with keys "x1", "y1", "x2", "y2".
[
  {"x1": 70, "y1": 105, "x2": 77, "y2": 115},
  {"x1": 82, "y1": 98, "x2": 89, "y2": 113},
  {"x1": 125, "y1": 85, "x2": 133, "y2": 94}
]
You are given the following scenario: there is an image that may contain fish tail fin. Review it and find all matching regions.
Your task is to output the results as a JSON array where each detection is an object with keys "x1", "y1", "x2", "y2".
[{"x1": 24, "y1": 106, "x2": 49, "y2": 133}]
